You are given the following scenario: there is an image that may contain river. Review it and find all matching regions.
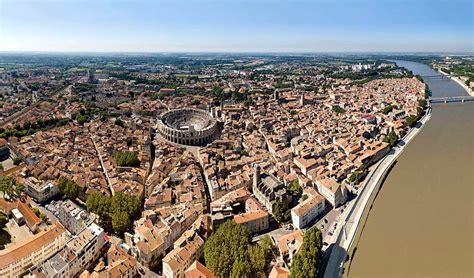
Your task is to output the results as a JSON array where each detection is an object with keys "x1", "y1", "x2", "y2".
[{"x1": 347, "y1": 61, "x2": 474, "y2": 277}]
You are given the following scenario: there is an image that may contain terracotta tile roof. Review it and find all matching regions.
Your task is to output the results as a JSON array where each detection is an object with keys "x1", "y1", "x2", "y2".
[
  {"x1": 0, "y1": 222, "x2": 66, "y2": 268},
  {"x1": 185, "y1": 261, "x2": 216, "y2": 278}
]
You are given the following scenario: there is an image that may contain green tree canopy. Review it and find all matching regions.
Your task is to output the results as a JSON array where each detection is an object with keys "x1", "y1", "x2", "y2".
[
  {"x1": 114, "y1": 151, "x2": 140, "y2": 167},
  {"x1": 383, "y1": 131, "x2": 399, "y2": 147},
  {"x1": 405, "y1": 114, "x2": 419, "y2": 128},
  {"x1": 381, "y1": 105, "x2": 394, "y2": 115},
  {"x1": 114, "y1": 118, "x2": 125, "y2": 127},
  {"x1": 204, "y1": 220, "x2": 268, "y2": 278},
  {"x1": 289, "y1": 180, "x2": 303, "y2": 199},
  {"x1": 332, "y1": 105, "x2": 346, "y2": 114},
  {"x1": 289, "y1": 227, "x2": 323, "y2": 278},
  {"x1": 0, "y1": 176, "x2": 24, "y2": 201},
  {"x1": 112, "y1": 211, "x2": 131, "y2": 234},
  {"x1": 58, "y1": 176, "x2": 80, "y2": 200},
  {"x1": 0, "y1": 213, "x2": 8, "y2": 229},
  {"x1": 86, "y1": 191, "x2": 142, "y2": 235}
]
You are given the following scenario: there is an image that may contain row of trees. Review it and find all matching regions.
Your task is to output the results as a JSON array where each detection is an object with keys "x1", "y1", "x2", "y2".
[
  {"x1": 204, "y1": 221, "x2": 273, "y2": 278},
  {"x1": 86, "y1": 191, "x2": 142, "y2": 234},
  {"x1": 289, "y1": 227, "x2": 323, "y2": 278},
  {"x1": 204, "y1": 221, "x2": 323, "y2": 278},
  {"x1": 0, "y1": 117, "x2": 70, "y2": 139},
  {"x1": 348, "y1": 169, "x2": 367, "y2": 184}
]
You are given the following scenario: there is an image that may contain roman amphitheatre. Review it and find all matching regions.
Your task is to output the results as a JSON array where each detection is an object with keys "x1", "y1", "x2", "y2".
[{"x1": 157, "y1": 108, "x2": 219, "y2": 146}]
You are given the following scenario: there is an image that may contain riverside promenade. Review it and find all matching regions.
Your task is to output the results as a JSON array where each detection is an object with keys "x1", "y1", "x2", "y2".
[
  {"x1": 323, "y1": 108, "x2": 432, "y2": 278},
  {"x1": 437, "y1": 69, "x2": 474, "y2": 96}
]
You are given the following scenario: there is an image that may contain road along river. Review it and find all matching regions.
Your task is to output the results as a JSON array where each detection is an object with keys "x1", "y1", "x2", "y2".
[{"x1": 345, "y1": 61, "x2": 474, "y2": 277}]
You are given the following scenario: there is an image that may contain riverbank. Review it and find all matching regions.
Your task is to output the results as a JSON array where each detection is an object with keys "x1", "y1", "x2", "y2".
[
  {"x1": 437, "y1": 69, "x2": 474, "y2": 96},
  {"x1": 345, "y1": 60, "x2": 474, "y2": 277},
  {"x1": 323, "y1": 108, "x2": 432, "y2": 278}
]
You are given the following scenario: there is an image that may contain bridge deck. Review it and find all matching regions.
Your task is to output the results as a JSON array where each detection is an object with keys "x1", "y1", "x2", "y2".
[{"x1": 429, "y1": 96, "x2": 474, "y2": 103}]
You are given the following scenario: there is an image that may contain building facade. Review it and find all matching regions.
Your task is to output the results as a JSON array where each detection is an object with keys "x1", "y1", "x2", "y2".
[
  {"x1": 316, "y1": 178, "x2": 347, "y2": 208},
  {"x1": 291, "y1": 194, "x2": 325, "y2": 229},
  {"x1": 46, "y1": 199, "x2": 96, "y2": 235},
  {"x1": 24, "y1": 177, "x2": 59, "y2": 203},
  {"x1": 157, "y1": 108, "x2": 218, "y2": 146},
  {"x1": 252, "y1": 164, "x2": 291, "y2": 214},
  {"x1": 0, "y1": 223, "x2": 68, "y2": 277},
  {"x1": 233, "y1": 209, "x2": 269, "y2": 234}
]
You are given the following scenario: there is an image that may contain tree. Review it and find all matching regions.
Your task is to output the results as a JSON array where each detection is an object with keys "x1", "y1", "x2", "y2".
[
  {"x1": 0, "y1": 176, "x2": 24, "y2": 201},
  {"x1": 112, "y1": 211, "x2": 131, "y2": 234},
  {"x1": 230, "y1": 260, "x2": 248, "y2": 278},
  {"x1": 114, "y1": 118, "x2": 125, "y2": 127},
  {"x1": 273, "y1": 201, "x2": 284, "y2": 223},
  {"x1": 289, "y1": 180, "x2": 302, "y2": 199},
  {"x1": 114, "y1": 151, "x2": 140, "y2": 167},
  {"x1": 332, "y1": 105, "x2": 346, "y2": 114},
  {"x1": 248, "y1": 245, "x2": 266, "y2": 277},
  {"x1": 405, "y1": 115, "x2": 418, "y2": 128},
  {"x1": 0, "y1": 213, "x2": 8, "y2": 229},
  {"x1": 13, "y1": 157, "x2": 22, "y2": 166},
  {"x1": 418, "y1": 99, "x2": 427, "y2": 108},
  {"x1": 244, "y1": 99, "x2": 254, "y2": 107},
  {"x1": 86, "y1": 191, "x2": 142, "y2": 235},
  {"x1": 32, "y1": 207, "x2": 41, "y2": 217},
  {"x1": 58, "y1": 176, "x2": 80, "y2": 200},
  {"x1": 289, "y1": 227, "x2": 323, "y2": 278},
  {"x1": 259, "y1": 235, "x2": 273, "y2": 260},
  {"x1": 40, "y1": 213, "x2": 47, "y2": 222},
  {"x1": 424, "y1": 84, "x2": 430, "y2": 99},
  {"x1": 204, "y1": 220, "x2": 267, "y2": 278},
  {"x1": 75, "y1": 114, "x2": 90, "y2": 125},
  {"x1": 86, "y1": 191, "x2": 111, "y2": 219},
  {"x1": 383, "y1": 131, "x2": 398, "y2": 147},
  {"x1": 381, "y1": 105, "x2": 393, "y2": 114}
]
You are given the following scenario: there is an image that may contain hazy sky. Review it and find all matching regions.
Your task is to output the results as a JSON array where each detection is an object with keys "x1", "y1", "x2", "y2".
[{"x1": 1, "y1": 0, "x2": 473, "y2": 53}]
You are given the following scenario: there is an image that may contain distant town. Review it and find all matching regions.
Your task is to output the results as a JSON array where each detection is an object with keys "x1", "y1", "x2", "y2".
[{"x1": 0, "y1": 53, "x2": 457, "y2": 278}]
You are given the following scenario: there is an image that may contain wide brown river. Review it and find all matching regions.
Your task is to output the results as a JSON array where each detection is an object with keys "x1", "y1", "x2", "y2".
[{"x1": 348, "y1": 61, "x2": 474, "y2": 277}]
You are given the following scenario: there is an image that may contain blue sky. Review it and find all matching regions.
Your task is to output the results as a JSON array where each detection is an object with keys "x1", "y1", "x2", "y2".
[{"x1": 1, "y1": 0, "x2": 473, "y2": 53}]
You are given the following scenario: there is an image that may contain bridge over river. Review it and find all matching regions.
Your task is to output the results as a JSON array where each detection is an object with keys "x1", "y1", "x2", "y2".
[
  {"x1": 429, "y1": 95, "x2": 474, "y2": 103},
  {"x1": 420, "y1": 75, "x2": 450, "y2": 80}
]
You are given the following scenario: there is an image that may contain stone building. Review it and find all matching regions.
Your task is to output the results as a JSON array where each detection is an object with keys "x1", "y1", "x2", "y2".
[{"x1": 252, "y1": 164, "x2": 291, "y2": 214}]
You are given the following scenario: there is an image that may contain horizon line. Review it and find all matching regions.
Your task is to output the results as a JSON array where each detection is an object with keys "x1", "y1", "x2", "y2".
[{"x1": 1, "y1": 50, "x2": 473, "y2": 56}]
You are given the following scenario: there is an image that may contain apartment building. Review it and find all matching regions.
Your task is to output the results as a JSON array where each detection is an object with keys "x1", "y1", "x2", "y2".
[
  {"x1": 24, "y1": 177, "x2": 59, "y2": 203},
  {"x1": 46, "y1": 199, "x2": 96, "y2": 235},
  {"x1": 29, "y1": 223, "x2": 105, "y2": 278},
  {"x1": 162, "y1": 233, "x2": 205, "y2": 278},
  {"x1": 0, "y1": 223, "x2": 68, "y2": 277},
  {"x1": 233, "y1": 209, "x2": 269, "y2": 234},
  {"x1": 291, "y1": 193, "x2": 325, "y2": 229},
  {"x1": 316, "y1": 178, "x2": 347, "y2": 208},
  {"x1": 66, "y1": 223, "x2": 106, "y2": 276}
]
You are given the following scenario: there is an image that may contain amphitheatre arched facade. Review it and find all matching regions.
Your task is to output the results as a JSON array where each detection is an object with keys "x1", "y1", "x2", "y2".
[{"x1": 157, "y1": 108, "x2": 218, "y2": 146}]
